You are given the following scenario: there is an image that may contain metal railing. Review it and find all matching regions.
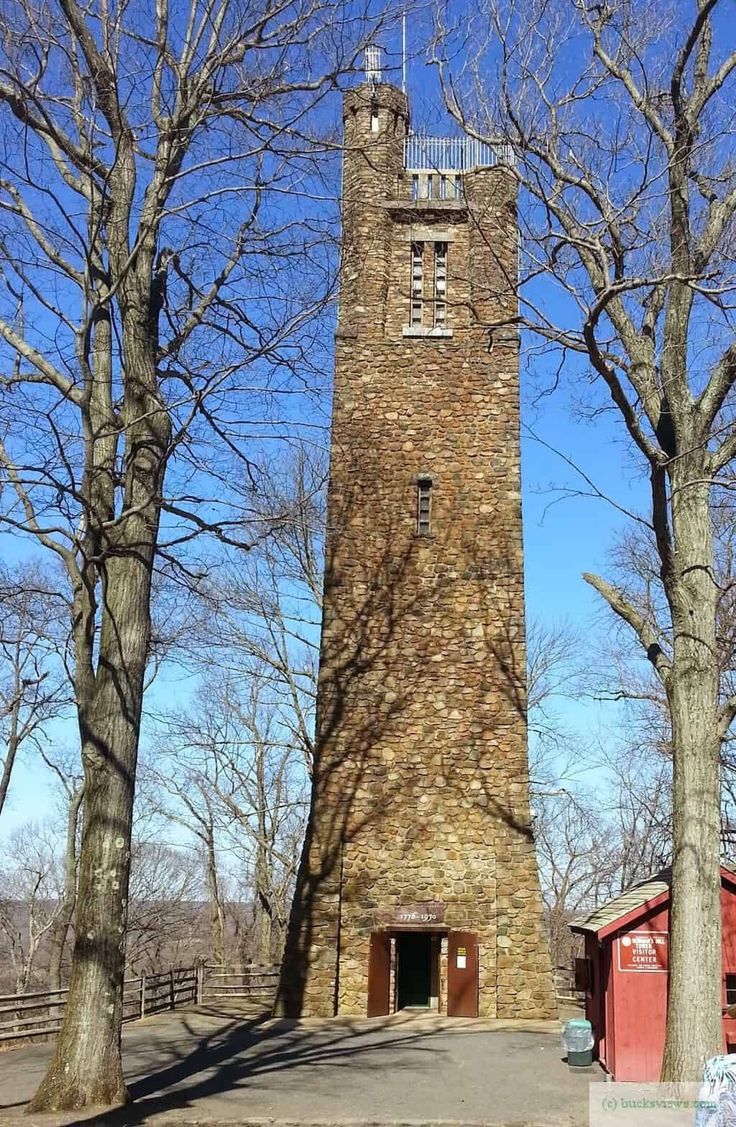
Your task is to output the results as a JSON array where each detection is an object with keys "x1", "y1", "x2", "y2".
[{"x1": 404, "y1": 134, "x2": 514, "y2": 172}]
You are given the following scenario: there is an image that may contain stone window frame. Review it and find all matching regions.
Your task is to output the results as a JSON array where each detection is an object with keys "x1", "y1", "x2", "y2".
[
  {"x1": 416, "y1": 475, "x2": 433, "y2": 537},
  {"x1": 410, "y1": 240, "x2": 424, "y2": 326},
  {"x1": 434, "y1": 241, "x2": 448, "y2": 328},
  {"x1": 402, "y1": 228, "x2": 455, "y2": 338}
]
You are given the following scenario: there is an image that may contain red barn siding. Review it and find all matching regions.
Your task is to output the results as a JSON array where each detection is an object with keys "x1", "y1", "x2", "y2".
[{"x1": 576, "y1": 868, "x2": 736, "y2": 1081}]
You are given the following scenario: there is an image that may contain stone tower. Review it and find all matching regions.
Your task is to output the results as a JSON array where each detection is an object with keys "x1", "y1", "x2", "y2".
[{"x1": 277, "y1": 70, "x2": 557, "y2": 1020}]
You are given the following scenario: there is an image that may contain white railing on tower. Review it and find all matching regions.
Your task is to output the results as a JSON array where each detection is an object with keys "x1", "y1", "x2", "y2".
[{"x1": 404, "y1": 134, "x2": 514, "y2": 171}]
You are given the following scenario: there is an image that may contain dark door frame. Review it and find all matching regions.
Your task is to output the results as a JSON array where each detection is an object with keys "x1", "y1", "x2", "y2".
[{"x1": 396, "y1": 931, "x2": 434, "y2": 1009}]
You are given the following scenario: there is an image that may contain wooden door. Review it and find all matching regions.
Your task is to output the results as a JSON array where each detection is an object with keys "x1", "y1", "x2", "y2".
[
  {"x1": 367, "y1": 931, "x2": 391, "y2": 1017},
  {"x1": 447, "y1": 931, "x2": 478, "y2": 1017}
]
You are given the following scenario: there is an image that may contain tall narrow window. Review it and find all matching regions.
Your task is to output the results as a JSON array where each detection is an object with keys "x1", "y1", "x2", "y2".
[
  {"x1": 726, "y1": 974, "x2": 736, "y2": 1007},
  {"x1": 417, "y1": 477, "x2": 432, "y2": 536},
  {"x1": 410, "y1": 242, "x2": 424, "y2": 326},
  {"x1": 434, "y1": 242, "x2": 447, "y2": 327}
]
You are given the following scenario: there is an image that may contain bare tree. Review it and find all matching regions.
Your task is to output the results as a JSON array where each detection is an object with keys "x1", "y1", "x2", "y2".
[
  {"x1": 156, "y1": 674, "x2": 307, "y2": 967},
  {"x1": 0, "y1": 822, "x2": 68, "y2": 993},
  {"x1": 142, "y1": 756, "x2": 228, "y2": 966},
  {"x1": 527, "y1": 614, "x2": 672, "y2": 965},
  {"x1": 125, "y1": 841, "x2": 202, "y2": 972},
  {"x1": 0, "y1": 563, "x2": 70, "y2": 818},
  {"x1": 212, "y1": 680, "x2": 307, "y2": 963},
  {"x1": 41, "y1": 751, "x2": 85, "y2": 993},
  {"x1": 0, "y1": 0, "x2": 389, "y2": 1107},
  {"x1": 582, "y1": 500, "x2": 736, "y2": 857},
  {"x1": 147, "y1": 449, "x2": 326, "y2": 970},
  {"x1": 535, "y1": 791, "x2": 617, "y2": 972},
  {"x1": 435, "y1": 0, "x2": 736, "y2": 1079},
  {"x1": 535, "y1": 744, "x2": 672, "y2": 971},
  {"x1": 200, "y1": 447, "x2": 326, "y2": 773}
]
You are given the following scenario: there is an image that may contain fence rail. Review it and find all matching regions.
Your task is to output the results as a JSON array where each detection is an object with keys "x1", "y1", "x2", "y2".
[
  {"x1": 200, "y1": 966, "x2": 279, "y2": 1004},
  {"x1": 554, "y1": 965, "x2": 585, "y2": 1008},
  {"x1": 0, "y1": 964, "x2": 278, "y2": 1045},
  {"x1": 404, "y1": 134, "x2": 514, "y2": 172}
]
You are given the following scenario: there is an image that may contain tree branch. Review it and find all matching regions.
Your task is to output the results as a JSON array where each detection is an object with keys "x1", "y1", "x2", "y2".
[{"x1": 583, "y1": 571, "x2": 672, "y2": 684}]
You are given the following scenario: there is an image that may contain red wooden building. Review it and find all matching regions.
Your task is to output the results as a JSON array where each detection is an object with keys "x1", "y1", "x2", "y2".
[{"x1": 571, "y1": 864, "x2": 736, "y2": 1081}]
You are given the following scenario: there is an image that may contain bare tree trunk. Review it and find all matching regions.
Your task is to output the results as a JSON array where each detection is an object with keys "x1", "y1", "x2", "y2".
[
  {"x1": 661, "y1": 469, "x2": 722, "y2": 1077},
  {"x1": 47, "y1": 784, "x2": 84, "y2": 992},
  {"x1": 253, "y1": 839, "x2": 273, "y2": 965},
  {"x1": 30, "y1": 335, "x2": 168, "y2": 1110},
  {"x1": 31, "y1": 569, "x2": 157, "y2": 1107},
  {"x1": 0, "y1": 729, "x2": 19, "y2": 818},
  {"x1": 205, "y1": 826, "x2": 225, "y2": 967},
  {"x1": 0, "y1": 643, "x2": 23, "y2": 817}
]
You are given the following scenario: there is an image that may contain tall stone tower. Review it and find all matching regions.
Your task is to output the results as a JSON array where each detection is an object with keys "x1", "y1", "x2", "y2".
[{"x1": 277, "y1": 67, "x2": 556, "y2": 1020}]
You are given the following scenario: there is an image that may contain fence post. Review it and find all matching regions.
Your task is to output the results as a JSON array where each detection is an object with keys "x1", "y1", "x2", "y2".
[
  {"x1": 197, "y1": 963, "x2": 204, "y2": 1005},
  {"x1": 140, "y1": 973, "x2": 146, "y2": 1019}
]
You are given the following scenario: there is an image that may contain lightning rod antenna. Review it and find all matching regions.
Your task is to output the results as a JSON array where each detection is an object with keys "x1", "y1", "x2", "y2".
[{"x1": 402, "y1": 13, "x2": 407, "y2": 94}]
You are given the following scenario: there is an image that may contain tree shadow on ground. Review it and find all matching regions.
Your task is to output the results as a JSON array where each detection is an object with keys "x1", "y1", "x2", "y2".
[{"x1": 52, "y1": 1011, "x2": 465, "y2": 1126}]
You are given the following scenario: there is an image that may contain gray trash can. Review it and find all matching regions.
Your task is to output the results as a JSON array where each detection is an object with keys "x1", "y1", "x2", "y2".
[{"x1": 562, "y1": 1018, "x2": 593, "y2": 1068}]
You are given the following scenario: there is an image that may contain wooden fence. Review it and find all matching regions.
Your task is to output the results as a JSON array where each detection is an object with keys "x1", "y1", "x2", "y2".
[
  {"x1": 200, "y1": 965, "x2": 280, "y2": 1006},
  {"x1": 0, "y1": 964, "x2": 279, "y2": 1045},
  {"x1": 554, "y1": 965, "x2": 585, "y2": 1007}
]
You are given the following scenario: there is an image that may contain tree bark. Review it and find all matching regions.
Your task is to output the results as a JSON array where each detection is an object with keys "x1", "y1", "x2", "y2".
[
  {"x1": 29, "y1": 281, "x2": 169, "y2": 1111},
  {"x1": 29, "y1": 551, "x2": 158, "y2": 1108},
  {"x1": 661, "y1": 465, "x2": 723, "y2": 1078},
  {"x1": 0, "y1": 647, "x2": 23, "y2": 817},
  {"x1": 47, "y1": 784, "x2": 84, "y2": 993},
  {"x1": 205, "y1": 826, "x2": 225, "y2": 967}
]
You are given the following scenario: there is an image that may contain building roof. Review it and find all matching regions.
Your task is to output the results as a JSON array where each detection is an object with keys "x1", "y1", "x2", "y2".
[{"x1": 571, "y1": 863, "x2": 736, "y2": 940}]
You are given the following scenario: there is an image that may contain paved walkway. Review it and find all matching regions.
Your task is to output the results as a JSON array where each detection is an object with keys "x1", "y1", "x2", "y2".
[{"x1": 0, "y1": 1005, "x2": 601, "y2": 1126}]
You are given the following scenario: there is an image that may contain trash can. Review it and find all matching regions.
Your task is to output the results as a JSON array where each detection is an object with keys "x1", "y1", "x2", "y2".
[{"x1": 562, "y1": 1018, "x2": 593, "y2": 1068}]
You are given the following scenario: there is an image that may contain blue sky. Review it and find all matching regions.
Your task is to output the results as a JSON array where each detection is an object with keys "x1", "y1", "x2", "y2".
[{"x1": 0, "y1": 10, "x2": 654, "y2": 835}]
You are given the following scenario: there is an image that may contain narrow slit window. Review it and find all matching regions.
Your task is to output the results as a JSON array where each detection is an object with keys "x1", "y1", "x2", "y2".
[
  {"x1": 371, "y1": 109, "x2": 379, "y2": 133},
  {"x1": 726, "y1": 974, "x2": 736, "y2": 1007},
  {"x1": 426, "y1": 173, "x2": 434, "y2": 199},
  {"x1": 417, "y1": 478, "x2": 432, "y2": 536},
  {"x1": 440, "y1": 174, "x2": 448, "y2": 200},
  {"x1": 454, "y1": 174, "x2": 462, "y2": 199},
  {"x1": 412, "y1": 173, "x2": 419, "y2": 201},
  {"x1": 410, "y1": 242, "x2": 424, "y2": 326},
  {"x1": 434, "y1": 242, "x2": 447, "y2": 327}
]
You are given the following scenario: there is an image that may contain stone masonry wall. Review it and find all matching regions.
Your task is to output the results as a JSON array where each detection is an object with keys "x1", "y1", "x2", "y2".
[{"x1": 276, "y1": 81, "x2": 557, "y2": 1020}]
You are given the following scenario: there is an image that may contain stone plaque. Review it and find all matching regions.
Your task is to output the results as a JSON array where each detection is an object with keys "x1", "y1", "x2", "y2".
[{"x1": 380, "y1": 902, "x2": 446, "y2": 927}]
